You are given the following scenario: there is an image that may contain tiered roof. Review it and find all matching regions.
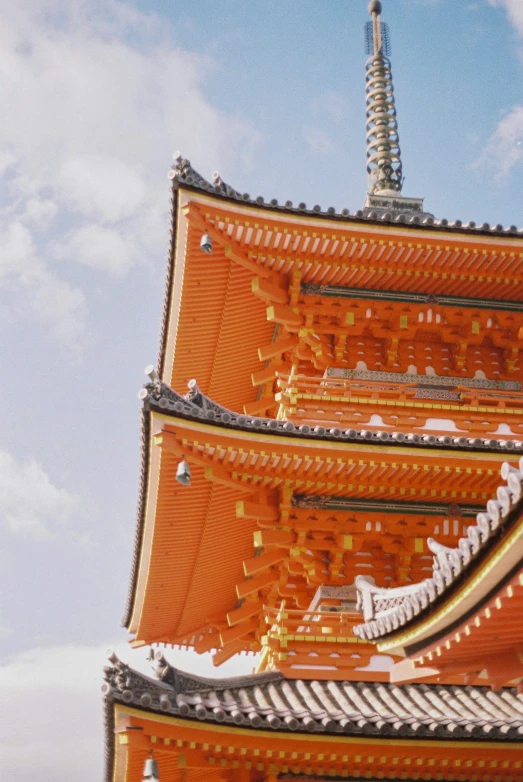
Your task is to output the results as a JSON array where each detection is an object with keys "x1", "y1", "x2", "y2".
[
  {"x1": 104, "y1": 651, "x2": 523, "y2": 782},
  {"x1": 123, "y1": 378, "x2": 520, "y2": 662},
  {"x1": 111, "y1": 1, "x2": 523, "y2": 778},
  {"x1": 104, "y1": 651, "x2": 523, "y2": 739},
  {"x1": 158, "y1": 155, "x2": 523, "y2": 429},
  {"x1": 168, "y1": 152, "x2": 523, "y2": 236}
]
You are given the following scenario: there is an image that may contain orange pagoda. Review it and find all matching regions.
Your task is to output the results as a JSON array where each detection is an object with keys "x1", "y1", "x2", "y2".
[{"x1": 103, "y1": 2, "x2": 523, "y2": 780}]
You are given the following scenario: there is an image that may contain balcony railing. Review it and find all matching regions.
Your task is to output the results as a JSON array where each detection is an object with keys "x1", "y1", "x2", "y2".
[
  {"x1": 275, "y1": 373, "x2": 523, "y2": 435},
  {"x1": 259, "y1": 603, "x2": 394, "y2": 680}
]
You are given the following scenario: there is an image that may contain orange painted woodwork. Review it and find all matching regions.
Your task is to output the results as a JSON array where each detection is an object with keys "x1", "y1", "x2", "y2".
[
  {"x1": 161, "y1": 188, "x2": 523, "y2": 424},
  {"x1": 111, "y1": 704, "x2": 523, "y2": 782},
  {"x1": 184, "y1": 200, "x2": 523, "y2": 301},
  {"x1": 129, "y1": 181, "x2": 523, "y2": 672},
  {"x1": 275, "y1": 372, "x2": 523, "y2": 436},
  {"x1": 128, "y1": 409, "x2": 513, "y2": 663},
  {"x1": 259, "y1": 605, "x2": 395, "y2": 680},
  {"x1": 390, "y1": 565, "x2": 523, "y2": 689}
]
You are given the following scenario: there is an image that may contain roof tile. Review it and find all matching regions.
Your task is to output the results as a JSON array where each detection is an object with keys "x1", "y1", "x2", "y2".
[{"x1": 103, "y1": 651, "x2": 523, "y2": 740}]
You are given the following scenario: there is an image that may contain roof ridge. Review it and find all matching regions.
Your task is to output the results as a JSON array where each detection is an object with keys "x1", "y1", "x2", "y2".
[
  {"x1": 103, "y1": 652, "x2": 523, "y2": 741},
  {"x1": 168, "y1": 152, "x2": 523, "y2": 236},
  {"x1": 142, "y1": 374, "x2": 523, "y2": 456}
]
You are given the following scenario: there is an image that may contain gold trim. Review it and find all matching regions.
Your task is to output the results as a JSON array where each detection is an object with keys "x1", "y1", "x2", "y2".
[
  {"x1": 152, "y1": 411, "x2": 509, "y2": 464},
  {"x1": 378, "y1": 515, "x2": 523, "y2": 652},
  {"x1": 182, "y1": 188, "x2": 523, "y2": 251},
  {"x1": 114, "y1": 704, "x2": 523, "y2": 751},
  {"x1": 128, "y1": 433, "x2": 162, "y2": 634}
]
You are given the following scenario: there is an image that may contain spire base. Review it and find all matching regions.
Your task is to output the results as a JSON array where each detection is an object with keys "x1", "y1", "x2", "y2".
[{"x1": 363, "y1": 192, "x2": 432, "y2": 219}]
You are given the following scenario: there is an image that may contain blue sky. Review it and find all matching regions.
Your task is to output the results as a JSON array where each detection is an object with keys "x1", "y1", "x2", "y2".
[{"x1": 1, "y1": 0, "x2": 522, "y2": 778}]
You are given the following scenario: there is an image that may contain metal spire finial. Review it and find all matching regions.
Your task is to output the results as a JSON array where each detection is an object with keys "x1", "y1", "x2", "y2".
[{"x1": 364, "y1": 0, "x2": 403, "y2": 195}]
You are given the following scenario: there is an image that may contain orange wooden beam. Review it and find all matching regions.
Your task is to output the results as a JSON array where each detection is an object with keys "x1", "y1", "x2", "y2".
[
  {"x1": 252, "y1": 277, "x2": 288, "y2": 304},
  {"x1": 267, "y1": 304, "x2": 304, "y2": 328},
  {"x1": 236, "y1": 570, "x2": 280, "y2": 599},
  {"x1": 243, "y1": 549, "x2": 287, "y2": 576},
  {"x1": 258, "y1": 336, "x2": 297, "y2": 361},
  {"x1": 236, "y1": 500, "x2": 280, "y2": 522},
  {"x1": 226, "y1": 599, "x2": 264, "y2": 626}
]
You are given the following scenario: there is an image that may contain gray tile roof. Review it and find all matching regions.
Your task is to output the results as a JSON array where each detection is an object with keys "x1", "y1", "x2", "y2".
[
  {"x1": 121, "y1": 375, "x2": 523, "y2": 631},
  {"x1": 169, "y1": 153, "x2": 523, "y2": 237},
  {"x1": 103, "y1": 650, "x2": 523, "y2": 741},
  {"x1": 354, "y1": 460, "x2": 523, "y2": 642},
  {"x1": 142, "y1": 374, "x2": 523, "y2": 456}
]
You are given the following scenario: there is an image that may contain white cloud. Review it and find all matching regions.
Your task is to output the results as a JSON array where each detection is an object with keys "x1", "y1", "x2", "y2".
[
  {"x1": 0, "y1": 220, "x2": 36, "y2": 281},
  {"x1": 0, "y1": 449, "x2": 81, "y2": 539},
  {"x1": 0, "y1": 0, "x2": 260, "y2": 351},
  {"x1": 303, "y1": 127, "x2": 335, "y2": 157},
  {"x1": 0, "y1": 220, "x2": 87, "y2": 347},
  {"x1": 0, "y1": 149, "x2": 16, "y2": 176},
  {"x1": 0, "y1": 0, "x2": 257, "y2": 179},
  {"x1": 29, "y1": 272, "x2": 88, "y2": 345},
  {"x1": 0, "y1": 642, "x2": 116, "y2": 781},
  {"x1": 475, "y1": 104, "x2": 523, "y2": 178},
  {"x1": 488, "y1": 0, "x2": 523, "y2": 35},
  {"x1": 57, "y1": 223, "x2": 136, "y2": 276},
  {"x1": 0, "y1": 0, "x2": 259, "y2": 193},
  {"x1": 58, "y1": 155, "x2": 146, "y2": 223},
  {"x1": 23, "y1": 197, "x2": 59, "y2": 226},
  {"x1": 310, "y1": 91, "x2": 346, "y2": 123},
  {"x1": 0, "y1": 641, "x2": 257, "y2": 781}
]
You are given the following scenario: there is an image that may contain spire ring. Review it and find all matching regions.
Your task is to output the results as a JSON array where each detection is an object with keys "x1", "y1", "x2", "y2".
[{"x1": 365, "y1": 53, "x2": 403, "y2": 193}]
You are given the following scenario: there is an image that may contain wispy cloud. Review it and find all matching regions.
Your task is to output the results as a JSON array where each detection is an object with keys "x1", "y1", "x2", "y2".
[
  {"x1": 0, "y1": 0, "x2": 260, "y2": 353},
  {"x1": 488, "y1": 0, "x2": 523, "y2": 36},
  {"x1": 303, "y1": 127, "x2": 336, "y2": 157},
  {"x1": 0, "y1": 220, "x2": 87, "y2": 349},
  {"x1": 309, "y1": 91, "x2": 346, "y2": 124},
  {"x1": 474, "y1": 105, "x2": 523, "y2": 179},
  {"x1": 55, "y1": 223, "x2": 138, "y2": 277},
  {"x1": 58, "y1": 155, "x2": 146, "y2": 224},
  {"x1": 0, "y1": 448, "x2": 83, "y2": 540},
  {"x1": 0, "y1": 641, "x2": 256, "y2": 781}
]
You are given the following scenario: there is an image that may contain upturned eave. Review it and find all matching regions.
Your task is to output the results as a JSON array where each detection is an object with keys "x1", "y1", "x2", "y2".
[{"x1": 123, "y1": 381, "x2": 520, "y2": 656}]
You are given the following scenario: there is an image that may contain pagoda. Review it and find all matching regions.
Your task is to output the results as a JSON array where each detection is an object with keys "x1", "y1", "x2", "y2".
[{"x1": 103, "y1": 2, "x2": 523, "y2": 780}]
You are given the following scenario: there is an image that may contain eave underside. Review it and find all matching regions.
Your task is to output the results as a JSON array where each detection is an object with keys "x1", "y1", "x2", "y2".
[
  {"x1": 390, "y1": 564, "x2": 523, "y2": 687},
  {"x1": 128, "y1": 406, "x2": 513, "y2": 655},
  {"x1": 160, "y1": 189, "x2": 523, "y2": 426},
  {"x1": 163, "y1": 190, "x2": 275, "y2": 413}
]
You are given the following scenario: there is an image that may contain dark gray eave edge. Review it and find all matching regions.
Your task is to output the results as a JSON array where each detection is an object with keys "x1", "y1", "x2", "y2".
[
  {"x1": 157, "y1": 187, "x2": 178, "y2": 380},
  {"x1": 121, "y1": 379, "x2": 522, "y2": 629},
  {"x1": 157, "y1": 171, "x2": 523, "y2": 392},
  {"x1": 165, "y1": 665, "x2": 284, "y2": 692},
  {"x1": 144, "y1": 383, "x2": 523, "y2": 457},
  {"x1": 104, "y1": 694, "x2": 115, "y2": 782},
  {"x1": 102, "y1": 656, "x2": 523, "y2": 742},
  {"x1": 170, "y1": 174, "x2": 523, "y2": 239},
  {"x1": 121, "y1": 407, "x2": 150, "y2": 629}
]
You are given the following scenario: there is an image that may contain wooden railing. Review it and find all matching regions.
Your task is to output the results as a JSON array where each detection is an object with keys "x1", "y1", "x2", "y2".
[
  {"x1": 259, "y1": 603, "x2": 394, "y2": 680},
  {"x1": 276, "y1": 373, "x2": 523, "y2": 407},
  {"x1": 274, "y1": 372, "x2": 523, "y2": 434}
]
